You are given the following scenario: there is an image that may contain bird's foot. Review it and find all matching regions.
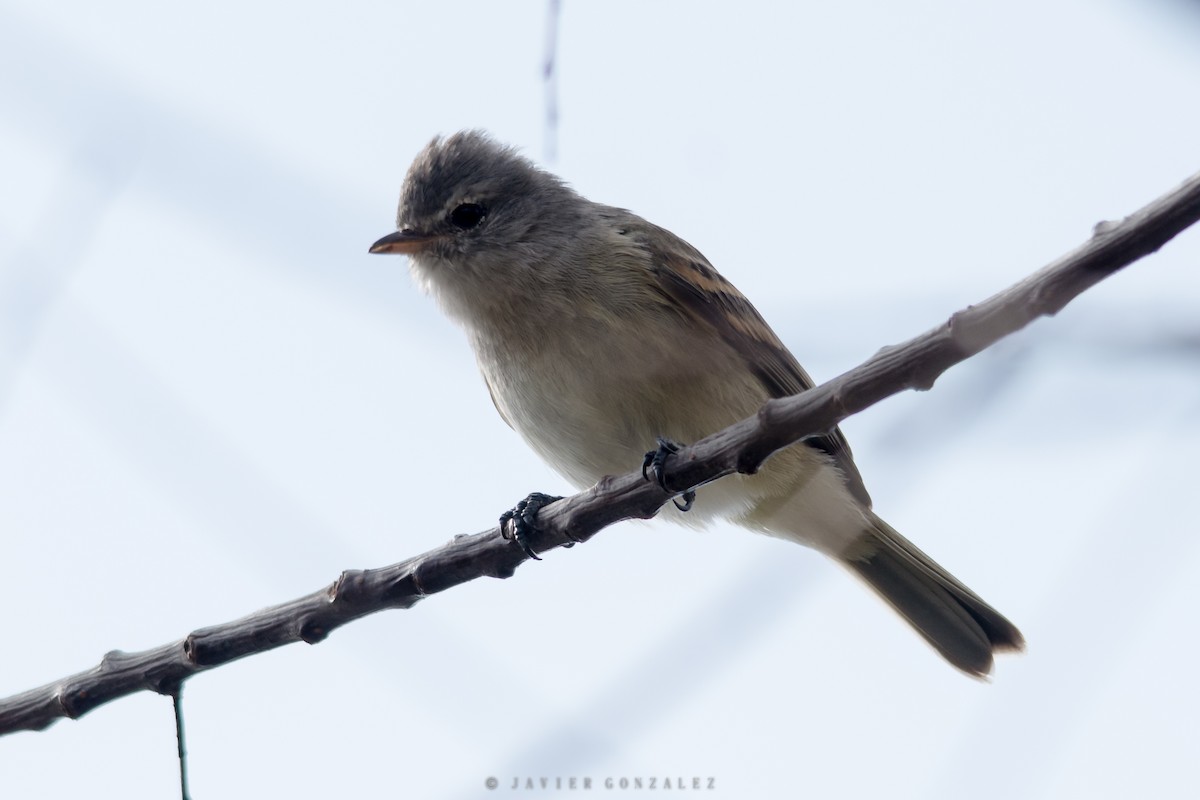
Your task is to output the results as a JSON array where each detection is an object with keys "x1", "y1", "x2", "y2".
[
  {"x1": 641, "y1": 436, "x2": 697, "y2": 512},
  {"x1": 500, "y1": 492, "x2": 566, "y2": 560}
]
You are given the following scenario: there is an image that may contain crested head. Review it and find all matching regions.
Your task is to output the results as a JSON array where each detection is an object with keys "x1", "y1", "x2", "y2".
[
  {"x1": 378, "y1": 130, "x2": 604, "y2": 324},
  {"x1": 399, "y1": 131, "x2": 541, "y2": 224},
  {"x1": 395, "y1": 131, "x2": 583, "y2": 265}
]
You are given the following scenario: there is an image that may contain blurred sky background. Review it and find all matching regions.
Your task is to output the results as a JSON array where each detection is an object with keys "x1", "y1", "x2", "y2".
[{"x1": 2, "y1": 1, "x2": 1199, "y2": 797}]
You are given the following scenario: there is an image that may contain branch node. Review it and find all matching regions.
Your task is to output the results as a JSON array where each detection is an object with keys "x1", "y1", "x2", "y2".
[
  {"x1": 491, "y1": 564, "x2": 519, "y2": 580},
  {"x1": 739, "y1": 400, "x2": 784, "y2": 474},
  {"x1": 909, "y1": 369, "x2": 939, "y2": 392},
  {"x1": 183, "y1": 635, "x2": 199, "y2": 665},
  {"x1": 299, "y1": 621, "x2": 329, "y2": 644},
  {"x1": 184, "y1": 633, "x2": 223, "y2": 668},
  {"x1": 100, "y1": 649, "x2": 129, "y2": 669},
  {"x1": 331, "y1": 569, "x2": 367, "y2": 604},
  {"x1": 382, "y1": 576, "x2": 424, "y2": 608},
  {"x1": 409, "y1": 558, "x2": 429, "y2": 597},
  {"x1": 58, "y1": 683, "x2": 91, "y2": 720}
]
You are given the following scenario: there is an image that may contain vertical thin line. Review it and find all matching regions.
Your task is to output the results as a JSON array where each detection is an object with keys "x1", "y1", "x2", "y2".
[
  {"x1": 173, "y1": 688, "x2": 192, "y2": 800},
  {"x1": 543, "y1": 0, "x2": 562, "y2": 163}
]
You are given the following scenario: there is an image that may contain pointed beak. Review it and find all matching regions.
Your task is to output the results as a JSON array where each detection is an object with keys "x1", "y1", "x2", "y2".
[{"x1": 369, "y1": 229, "x2": 439, "y2": 255}]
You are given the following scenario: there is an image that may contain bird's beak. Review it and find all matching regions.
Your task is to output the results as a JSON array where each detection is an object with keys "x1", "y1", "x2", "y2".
[{"x1": 369, "y1": 229, "x2": 439, "y2": 255}]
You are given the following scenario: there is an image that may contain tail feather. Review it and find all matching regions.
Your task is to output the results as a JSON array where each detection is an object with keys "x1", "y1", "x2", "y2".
[{"x1": 843, "y1": 513, "x2": 1024, "y2": 678}]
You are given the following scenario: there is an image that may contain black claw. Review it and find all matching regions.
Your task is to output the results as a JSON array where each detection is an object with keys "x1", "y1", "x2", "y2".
[
  {"x1": 673, "y1": 489, "x2": 696, "y2": 512},
  {"x1": 642, "y1": 436, "x2": 682, "y2": 491},
  {"x1": 642, "y1": 436, "x2": 698, "y2": 513},
  {"x1": 499, "y1": 492, "x2": 564, "y2": 560},
  {"x1": 641, "y1": 453, "x2": 654, "y2": 482}
]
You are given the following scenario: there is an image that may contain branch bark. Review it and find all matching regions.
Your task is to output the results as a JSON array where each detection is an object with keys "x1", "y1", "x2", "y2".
[{"x1": 3, "y1": 169, "x2": 1200, "y2": 737}]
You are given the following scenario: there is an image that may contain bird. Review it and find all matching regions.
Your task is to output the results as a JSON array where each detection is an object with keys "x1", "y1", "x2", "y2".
[{"x1": 370, "y1": 130, "x2": 1023, "y2": 678}]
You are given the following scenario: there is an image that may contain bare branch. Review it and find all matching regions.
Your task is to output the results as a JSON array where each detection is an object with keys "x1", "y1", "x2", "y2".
[{"x1": 3, "y1": 169, "x2": 1199, "y2": 737}]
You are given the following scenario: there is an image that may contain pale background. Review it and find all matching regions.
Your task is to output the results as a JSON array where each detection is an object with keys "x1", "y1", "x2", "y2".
[{"x1": 2, "y1": 1, "x2": 1199, "y2": 798}]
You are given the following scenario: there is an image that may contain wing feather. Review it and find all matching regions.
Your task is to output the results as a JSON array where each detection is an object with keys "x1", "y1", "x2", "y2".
[{"x1": 629, "y1": 217, "x2": 873, "y2": 508}]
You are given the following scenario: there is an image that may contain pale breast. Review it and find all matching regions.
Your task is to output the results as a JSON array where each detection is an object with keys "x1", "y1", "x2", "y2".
[{"x1": 472, "y1": 310, "x2": 768, "y2": 497}]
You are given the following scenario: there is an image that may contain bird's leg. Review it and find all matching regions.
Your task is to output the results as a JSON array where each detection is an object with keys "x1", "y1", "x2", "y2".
[
  {"x1": 641, "y1": 436, "x2": 698, "y2": 512},
  {"x1": 499, "y1": 492, "x2": 568, "y2": 560}
]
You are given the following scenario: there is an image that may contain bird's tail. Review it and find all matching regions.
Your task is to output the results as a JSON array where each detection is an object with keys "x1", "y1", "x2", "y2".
[{"x1": 841, "y1": 512, "x2": 1025, "y2": 678}]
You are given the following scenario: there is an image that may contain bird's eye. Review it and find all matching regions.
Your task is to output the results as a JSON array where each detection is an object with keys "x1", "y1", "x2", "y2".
[{"x1": 449, "y1": 203, "x2": 487, "y2": 230}]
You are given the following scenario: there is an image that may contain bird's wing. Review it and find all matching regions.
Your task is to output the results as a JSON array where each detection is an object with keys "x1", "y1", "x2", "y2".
[{"x1": 632, "y1": 217, "x2": 873, "y2": 508}]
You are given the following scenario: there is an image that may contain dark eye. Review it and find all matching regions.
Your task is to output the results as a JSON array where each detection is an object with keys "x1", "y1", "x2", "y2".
[{"x1": 449, "y1": 202, "x2": 487, "y2": 230}]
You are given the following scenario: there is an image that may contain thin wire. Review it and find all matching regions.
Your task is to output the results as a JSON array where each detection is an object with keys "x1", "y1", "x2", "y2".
[
  {"x1": 173, "y1": 687, "x2": 192, "y2": 800},
  {"x1": 542, "y1": 0, "x2": 562, "y2": 163}
]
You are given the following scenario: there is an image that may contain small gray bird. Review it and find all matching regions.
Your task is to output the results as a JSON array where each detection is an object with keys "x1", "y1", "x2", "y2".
[{"x1": 370, "y1": 130, "x2": 1023, "y2": 677}]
